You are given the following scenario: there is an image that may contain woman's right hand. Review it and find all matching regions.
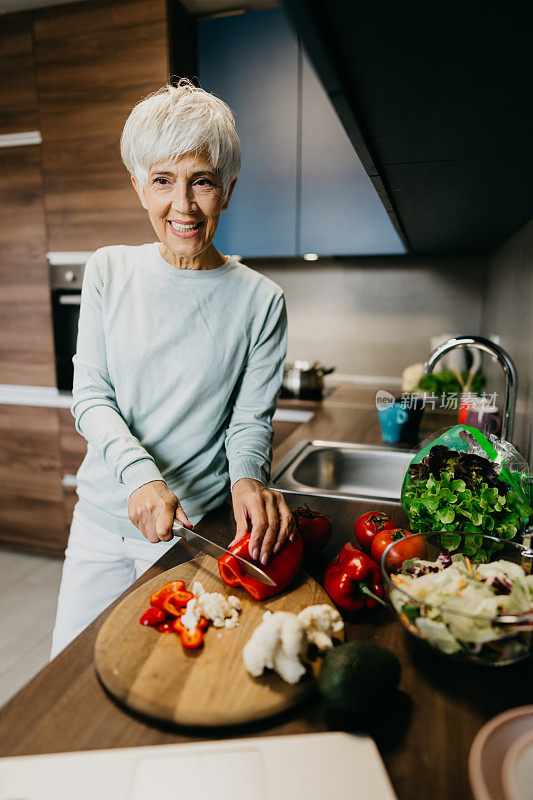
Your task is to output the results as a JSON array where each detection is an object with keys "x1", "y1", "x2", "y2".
[{"x1": 127, "y1": 480, "x2": 192, "y2": 543}]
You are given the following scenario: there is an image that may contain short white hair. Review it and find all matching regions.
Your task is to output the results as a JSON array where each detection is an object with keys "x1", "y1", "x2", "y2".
[{"x1": 120, "y1": 79, "x2": 241, "y2": 198}]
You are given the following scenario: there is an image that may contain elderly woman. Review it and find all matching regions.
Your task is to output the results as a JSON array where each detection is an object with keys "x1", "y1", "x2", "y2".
[{"x1": 51, "y1": 80, "x2": 295, "y2": 657}]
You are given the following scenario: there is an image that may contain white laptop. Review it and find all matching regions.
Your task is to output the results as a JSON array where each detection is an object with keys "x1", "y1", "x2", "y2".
[{"x1": 0, "y1": 732, "x2": 397, "y2": 799}]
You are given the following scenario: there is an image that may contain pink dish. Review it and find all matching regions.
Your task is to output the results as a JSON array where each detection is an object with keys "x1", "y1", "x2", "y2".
[
  {"x1": 502, "y1": 729, "x2": 533, "y2": 800},
  {"x1": 469, "y1": 706, "x2": 533, "y2": 800}
]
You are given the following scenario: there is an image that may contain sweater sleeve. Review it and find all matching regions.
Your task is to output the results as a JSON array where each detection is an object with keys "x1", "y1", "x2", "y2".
[
  {"x1": 71, "y1": 251, "x2": 165, "y2": 497},
  {"x1": 224, "y1": 290, "x2": 288, "y2": 488}
]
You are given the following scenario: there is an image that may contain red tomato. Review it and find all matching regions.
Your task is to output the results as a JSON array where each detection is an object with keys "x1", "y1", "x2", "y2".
[
  {"x1": 371, "y1": 529, "x2": 426, "y2": 571},
  {"x1": 293, "y1": 506, "x2": 332, "y2": 556},
  {"x1": 354, "y1": 511, "x2": 396, "y2": 552},
  {"x1": 139, "y1": 607, "x2": 166, "y2": 627}
]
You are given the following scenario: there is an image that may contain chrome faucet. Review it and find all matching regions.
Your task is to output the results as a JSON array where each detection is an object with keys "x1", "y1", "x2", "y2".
[{"x1": 424, "y1": 335, "x2": 518, "y2": 444}]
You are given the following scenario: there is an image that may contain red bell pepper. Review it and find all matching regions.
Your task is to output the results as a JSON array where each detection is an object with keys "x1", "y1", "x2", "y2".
[
  {"x1": 161, "y1": 590, "x2": 194, "y2": 617},
  {"x1": 179, "y1": 627, "x2": 204, "y2": 650},
  {"x1": 150, "y1": 580, "x2": 186, "y2": 610},
  {"x1": 139, "y1": 607, "x2": 166, "y2": 627},
  {"x1": 172, "y1": 614, "x2": 209, "y2": 635},
  {"x1": 218, "y1": 532, "x2": 303, "y2": 601},
  {"x1": 156, "y1": 621, "x2": 174, "y2": 633},
  {"x1": 324, "y1": 542, "x2": 387, "y2": 611}
]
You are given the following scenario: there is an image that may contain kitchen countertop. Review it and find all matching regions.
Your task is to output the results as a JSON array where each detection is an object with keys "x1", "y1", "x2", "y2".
[{"x1": 0, "y1": 387, "x2": 531, "y2": 800}]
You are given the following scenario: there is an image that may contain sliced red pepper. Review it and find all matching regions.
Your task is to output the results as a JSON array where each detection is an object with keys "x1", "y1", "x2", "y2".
[
  {"x1": 324, "y1": 542, "x2": 387, "y2": 612},
  {"x1": 156, "y1": 621, "x2": 174, "y2": 633},
  {"x1": 180, "y1": 627, "x2": 204, "y2": 650},
  {"x1": 150, "y1": 580, "x2": 186, "y2": 610},
  {"x1": 218, "y1": 532, "x2": 303, "y2": 601},
  {"x1": 162, "y1": 590, "x2": 194, "y2": 617},
  {"x1": 172, "y1": 615, "x2": 186, "y2": 634},
  {"x1": 139, "y1": 607, "x2": 166, "y2": 627}
]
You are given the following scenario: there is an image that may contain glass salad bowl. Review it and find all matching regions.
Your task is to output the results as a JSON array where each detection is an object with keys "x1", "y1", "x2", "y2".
[{"x1": 380, "y1": 532, "x2": 533, "y2": 666}]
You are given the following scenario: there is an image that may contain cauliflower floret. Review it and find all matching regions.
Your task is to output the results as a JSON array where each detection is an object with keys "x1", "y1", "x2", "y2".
[
  {"x1": 192, "y1": 581, "x2": 206, "y2": 598},
  {"x1": 197, "y1": 592, "x2": 232, "y2": 626},
  {"x1": 189, "y1": 587, "x2": 242, "y2": 629},
  {"x1": 181, "y1": 597, "x2": 201, "y2": 632},
  {"x1": 225, "y1": 609, "x2": 240, "y2": 629},
  {"x1": 297, "y1": 604, "x2": 344, "y2": 651},
  {"x1": 228, "y1": 596, "x2": 242, "y2": 611},
  {"x1": 243, "y1": 611, "x2": 307, "y2": 684}
]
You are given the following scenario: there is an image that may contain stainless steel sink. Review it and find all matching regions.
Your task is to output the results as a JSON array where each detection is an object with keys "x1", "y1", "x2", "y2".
[{"x1": 271, "y1": 440, "x2": 413, "y2": 503}]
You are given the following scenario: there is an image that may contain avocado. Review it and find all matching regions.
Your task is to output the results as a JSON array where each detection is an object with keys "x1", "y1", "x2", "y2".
[{"x1": 317, "y1": 641, "x2": 401, "y2": 718}]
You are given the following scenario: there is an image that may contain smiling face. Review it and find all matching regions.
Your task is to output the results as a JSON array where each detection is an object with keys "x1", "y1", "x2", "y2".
[{"x1": 132, "y1": 151, "x2": 236, "y2": 270}]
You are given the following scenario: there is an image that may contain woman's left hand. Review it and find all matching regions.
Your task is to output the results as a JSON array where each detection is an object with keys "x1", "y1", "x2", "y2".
[{"x1": 230, "y1": 478, "x2": 297, "y2": 565}]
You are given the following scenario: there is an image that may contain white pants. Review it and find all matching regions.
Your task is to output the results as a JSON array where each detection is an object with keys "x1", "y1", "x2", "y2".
[{"x1": 50, "y1": 506, "x2": 176, "y2": 659}]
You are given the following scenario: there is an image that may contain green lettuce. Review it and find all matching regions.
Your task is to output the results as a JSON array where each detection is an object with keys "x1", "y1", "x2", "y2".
[{"x1": 404, "y1": 460, "x2": 532, "y2": 561}]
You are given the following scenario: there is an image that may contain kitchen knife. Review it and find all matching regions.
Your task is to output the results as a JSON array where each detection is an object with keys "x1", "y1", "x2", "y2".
[{"x1": 172, "y1": 523, "x2": 276, "y2": 587}]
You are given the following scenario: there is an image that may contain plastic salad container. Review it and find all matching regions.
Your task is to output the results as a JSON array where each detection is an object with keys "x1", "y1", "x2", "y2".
[
  {"x1": 400, "y1": 425, "x2": 532, "y2": 560},
  {"x1": 381, "y1": 531, "x2": 533, "y2": 666}
]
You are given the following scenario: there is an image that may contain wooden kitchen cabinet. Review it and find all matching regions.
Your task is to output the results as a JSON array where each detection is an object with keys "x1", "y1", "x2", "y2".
[
  {"x1": 0, "y1": 13, "x2": 56, "y2": 388},
  {"x1": 0, "y1": 146, "x2": 56, "y2": 387},
  {"x1": 0, "y1": 0, "x2": 195, "y2": 556},
  {"x1": 0, "y1": 12, "x2": 40, "y2": 135},
  {"x1": 33, "y1": 0, "x2": 173, "y2": 252},
  {"x1": 0, "y1": 405, "x2": 67, "y2": 557}
]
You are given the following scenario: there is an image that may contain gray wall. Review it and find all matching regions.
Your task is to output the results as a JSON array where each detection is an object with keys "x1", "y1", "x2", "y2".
[
  {"x1": 481, "y1": 219, "x2": 533, "y2": 459},
  {"x1": 253, "y1": 233, "x2": 532, "y2": 460},
  {"x1": 254, "y1": 256, "x2": 486, "y2": 379}
]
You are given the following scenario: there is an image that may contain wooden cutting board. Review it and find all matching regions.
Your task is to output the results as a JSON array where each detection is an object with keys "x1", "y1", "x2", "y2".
[{"x1": 94, "y1": 556, "x2": 341, "y2": 728}]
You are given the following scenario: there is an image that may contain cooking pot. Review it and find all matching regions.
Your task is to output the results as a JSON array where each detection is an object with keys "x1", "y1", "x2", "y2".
[{"x1": 282, "y1": 361, "x2": 335, "y2": 399}]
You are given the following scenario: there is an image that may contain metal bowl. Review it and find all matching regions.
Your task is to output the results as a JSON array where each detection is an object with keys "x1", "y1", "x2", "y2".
[{"x1": 380, "y1": 531, "x2": 533, "y2": 666}]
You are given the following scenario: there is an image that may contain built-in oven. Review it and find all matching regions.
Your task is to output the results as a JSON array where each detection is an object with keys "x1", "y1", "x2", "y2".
[{"x1": 48, "y1": 253, "x2": 92, "y2": 391}]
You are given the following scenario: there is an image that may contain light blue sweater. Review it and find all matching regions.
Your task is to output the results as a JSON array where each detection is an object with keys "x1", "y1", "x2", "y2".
[{"x1": 72, "y1": 243, "x2": 287, "y2": 539}]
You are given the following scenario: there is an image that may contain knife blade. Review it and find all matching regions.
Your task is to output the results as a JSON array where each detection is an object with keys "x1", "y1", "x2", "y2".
[{"x1": 172, "y1": 523, "x2": 276, "y2": 587}]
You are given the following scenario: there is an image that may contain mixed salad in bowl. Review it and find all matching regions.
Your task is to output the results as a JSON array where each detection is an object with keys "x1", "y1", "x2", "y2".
[{"x1": 381, "y1": 532, "x2": 533, "y2": 666}]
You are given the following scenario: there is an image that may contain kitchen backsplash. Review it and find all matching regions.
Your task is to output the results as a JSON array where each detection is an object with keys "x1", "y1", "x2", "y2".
[
  {"x1": 253, "y1": 255, "x2": 487, "y2": 379},
  {"x1": 481, "y1": 219, "x2": 533, "y2": 462}
]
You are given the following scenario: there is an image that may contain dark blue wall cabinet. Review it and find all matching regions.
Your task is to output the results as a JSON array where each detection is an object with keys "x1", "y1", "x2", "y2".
[
  {"x1": 300, "y1": 54, "x2": 405, "y2": 255},
  {"x1": 199, "y1": 10, "x2": 299, "y2": 257},
  {"x1": 198, "y1": 9, "x2": 405, "y2": 257}
]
